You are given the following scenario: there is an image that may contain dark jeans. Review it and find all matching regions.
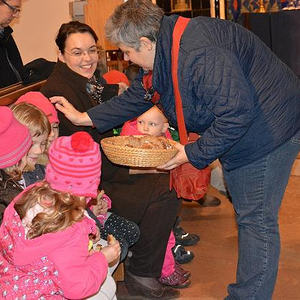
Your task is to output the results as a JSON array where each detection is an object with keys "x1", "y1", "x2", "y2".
[
  {"x1": 223, "y1": 130, "x2": 300, "y2": 300},
  {"x1": 102, "y1": 173, "x2": 180, "y2": 277}
]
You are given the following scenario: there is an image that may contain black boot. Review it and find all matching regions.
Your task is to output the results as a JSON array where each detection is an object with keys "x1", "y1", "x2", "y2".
[
  {"x1": 172, "y1": 244, "x2": 194, "y2": 264},
  {"x1": 173, "y1": 216, "x2": 200, "y2": 246},
  {"x1": 125, "y1": 269, "x2": 180, "y2": 299}
]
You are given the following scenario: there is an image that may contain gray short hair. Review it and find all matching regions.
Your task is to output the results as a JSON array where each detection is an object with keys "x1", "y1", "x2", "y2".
[{"x1": 105, "y1": 0, "x2": 164, "y2": 51}]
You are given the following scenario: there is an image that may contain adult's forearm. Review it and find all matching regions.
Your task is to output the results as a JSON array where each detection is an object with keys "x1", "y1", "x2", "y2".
[{"x1": 76, "y1": 112, "x2": 93, "y2": 126}]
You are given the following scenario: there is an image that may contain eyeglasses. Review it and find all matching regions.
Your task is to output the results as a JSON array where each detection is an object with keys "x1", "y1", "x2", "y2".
[
  {"x1": 1, "y1": 0, "x2": 21, "y2": 14},
  {"x1": 64, "y1": 47, "x2": 99, "y2": 59}
]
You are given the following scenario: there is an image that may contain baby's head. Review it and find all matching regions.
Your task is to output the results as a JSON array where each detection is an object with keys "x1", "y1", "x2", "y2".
[
  {"x1": 11, "y1": 102, "x2": 51, "y2": 172},
  {"x1": 137, "y1": 106, "x2": 169, "y2": 137},
  {"x1": 16, "y1": 91, "x2": 60, "y2": 150}
]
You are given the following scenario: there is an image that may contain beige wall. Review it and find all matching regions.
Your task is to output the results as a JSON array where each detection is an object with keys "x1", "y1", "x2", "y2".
[
  {"x1": 11, "y1": 0, "x2": 72, "y2": 64},
  {"x1": 10, "y1": 0, "x2": 156, "y2": 64}
]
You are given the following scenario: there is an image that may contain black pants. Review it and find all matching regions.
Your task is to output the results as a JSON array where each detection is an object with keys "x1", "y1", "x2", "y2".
[{"x1": 102, "y1": 172, "x2": 180, "y2": 277}]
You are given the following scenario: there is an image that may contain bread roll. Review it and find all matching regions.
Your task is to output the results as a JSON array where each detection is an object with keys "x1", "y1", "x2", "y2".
[{"x1": 107, "y1": 234, "x2": 116, "y2": 244}]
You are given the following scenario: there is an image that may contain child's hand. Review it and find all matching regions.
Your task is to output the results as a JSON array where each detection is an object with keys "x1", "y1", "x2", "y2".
[
  {"x1": 92, "y1": 190, "x2": 109, "y2": 216},
  {"x1": 101, "y1": 240, "x2": 121, "y2": 264},
  {"x1": 92, "y1": 198, "x2": 109, "y2": 216},
  {"x1": 93, "y1": 227, "x2": 101, "y2": 244}
]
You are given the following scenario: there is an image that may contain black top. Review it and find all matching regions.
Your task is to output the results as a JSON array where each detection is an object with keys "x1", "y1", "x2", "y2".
[{"x1": 0, "y1": 26, "x2": 24, "y2": 88}]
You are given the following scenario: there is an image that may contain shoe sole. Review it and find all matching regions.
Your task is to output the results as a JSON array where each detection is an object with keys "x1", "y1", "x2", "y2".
[
  {"x1": 161, "y1": 279, "x2": 191, "y2": 289},
  {"x1": 126, "y1": 284, "x2": 180, "y2": 299}
]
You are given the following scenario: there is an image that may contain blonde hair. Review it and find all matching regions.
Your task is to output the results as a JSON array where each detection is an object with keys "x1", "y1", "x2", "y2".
[
  {"x1": 14, "y1": 181, "x2": 86, "y2": 239},
  {"x1": 142, "y1": 106, "x2": 168, "y2": 122},
  {"x1": 11, "y1": 102, "x2": 51, "y2": 139},
  {"x1": 10, "y1": 102, "x2": 51, "y2": 172}
]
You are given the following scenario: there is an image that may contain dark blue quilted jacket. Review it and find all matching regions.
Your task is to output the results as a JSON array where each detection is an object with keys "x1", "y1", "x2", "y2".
[{"x1": 88, "y1": 15, "x2": 300, "y2": 171}]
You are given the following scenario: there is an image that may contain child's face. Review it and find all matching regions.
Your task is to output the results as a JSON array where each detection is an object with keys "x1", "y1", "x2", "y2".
[
  {"x1": 47, "y1": 122, "x2": 59, "y2": 149},
  {"x1": 26, "y1": 132, "x2": 48, "y2": 168},
  {"x1": 137, "y1": 108, "x2": 169, "y2": 137}
]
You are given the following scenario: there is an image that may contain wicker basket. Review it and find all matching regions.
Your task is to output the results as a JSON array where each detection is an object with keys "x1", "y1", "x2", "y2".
[{"x1": 101, "y1": 136, "x2": 178, "y2": 167}]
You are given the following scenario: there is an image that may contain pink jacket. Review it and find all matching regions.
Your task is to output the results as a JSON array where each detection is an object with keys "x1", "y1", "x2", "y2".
[
  {"x1": 0, "y1": 186, "x2": 108, "y2": 299},
  {"x1": 121, "y1": 119, "x2": 173, "y2": 139}
]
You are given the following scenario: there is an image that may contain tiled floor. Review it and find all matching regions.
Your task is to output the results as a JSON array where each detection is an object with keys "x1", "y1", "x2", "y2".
[{"x1": 117, "y1": 175, "x2": 300, "y2": 299}]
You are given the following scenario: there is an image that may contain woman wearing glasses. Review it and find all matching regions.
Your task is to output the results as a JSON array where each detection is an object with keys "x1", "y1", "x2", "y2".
[
  {"x1": 0, "y1": 0, "x2": 24, "y2": 88},
  {"x1": 41, "y1": 22, "x2": 142, "y2": 262},
  {"x1": 41, "y1": 21, "x2": 181, "y2": 299},
  {"x1": 41, "y1": 21, "x2": 126, "y2": 137}
]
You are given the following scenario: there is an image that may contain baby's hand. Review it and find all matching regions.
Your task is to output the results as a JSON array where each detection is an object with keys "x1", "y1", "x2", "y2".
[
  {"x1": 101, "y1": 240, "x2": 121, "y2": 264},
  {"x1": 92, "y1": 199, "x2": 108, "y2": 216},
  {"x1": 92, "y1": 190, "x2": 109, "y2": 216}
]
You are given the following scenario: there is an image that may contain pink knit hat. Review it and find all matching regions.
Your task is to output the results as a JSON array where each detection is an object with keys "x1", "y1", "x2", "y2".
[
  {"x1": 103, "y1": 70, "x2": 130, "y2": 86},
  {"x1": 0, "y1": 106, "x2": 32, "y2": 168},
  {"x1": 16, "y1": 91, "x2": 59, "y2": 124},
  {"x1": 46, "y1": 132, "x2": 101, "y2": 198}
]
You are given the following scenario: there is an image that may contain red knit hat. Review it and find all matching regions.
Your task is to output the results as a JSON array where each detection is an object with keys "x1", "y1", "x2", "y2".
[
  {"x1": 46, "y1": 132, "x2": 101, "y2": 198},
  {"x1": 103, "y1": 70, "x2": 130, "y2": 86},
  {"x1": 16, "y1": 91, "x2": 59, "y2": 124},
  {"x1": 0, "y1": 106, "x2": 32, "y2": 168}
]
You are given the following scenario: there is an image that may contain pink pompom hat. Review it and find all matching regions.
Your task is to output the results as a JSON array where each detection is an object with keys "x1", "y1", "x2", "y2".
[
  {"x1": 0, "y1": 106, "x2": 32, "y2": 168},
  {"x1": 46, "y1": 132, "x2": 101, "y2": 198}
]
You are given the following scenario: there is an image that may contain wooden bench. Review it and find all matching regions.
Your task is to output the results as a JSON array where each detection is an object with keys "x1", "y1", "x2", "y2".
[
  {"x1": 0, "y1": 80, "x2": 47, "y2": 106},
  {"x1": 0, "y1": 82, "x2": 23, "y2": 97},
  {"x1": 113, "y1": 262, "x2": 124, "y2": 281}
]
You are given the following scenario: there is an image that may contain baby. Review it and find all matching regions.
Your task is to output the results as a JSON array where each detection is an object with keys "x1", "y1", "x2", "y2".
[
  {"x1": 121, "y1": 106, "x2": 173, "y2": 174},
  {"x1": 121, "y1": 106, "x2": 191, "y2": 288}
]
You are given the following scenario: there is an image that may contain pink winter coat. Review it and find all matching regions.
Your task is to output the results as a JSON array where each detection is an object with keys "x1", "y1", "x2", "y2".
[{"x1": 0, "y1": 186, "x2": 108, "y2": 299}]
